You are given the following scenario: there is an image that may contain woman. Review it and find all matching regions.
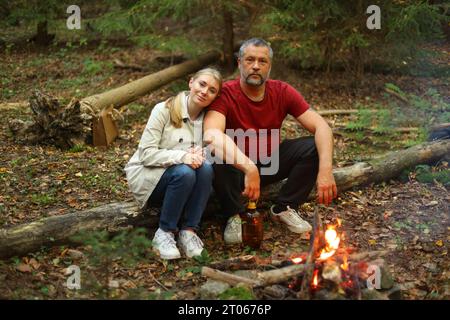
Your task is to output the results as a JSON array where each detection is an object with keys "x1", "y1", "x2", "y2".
[{"x1": 125, "y1": 68, "x2": 222, "y2": 260}]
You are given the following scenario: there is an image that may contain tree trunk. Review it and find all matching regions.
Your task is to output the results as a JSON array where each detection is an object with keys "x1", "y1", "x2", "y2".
[
  {"x1": 222, "y1": 4, "x2": 235, "y2": 74},
  {"x1": 79, "y1": 49, "x2": 222, "y2": 116},
  {"x1": 0, "y1": 140, "x2": 448, "y2": 259},
  {"x1": 31, "y1": 21, "x2": 55, "y2": 46}
]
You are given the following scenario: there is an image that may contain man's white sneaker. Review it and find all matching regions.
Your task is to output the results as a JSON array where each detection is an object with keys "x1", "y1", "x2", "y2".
[
  {"x1": 223, "y1": 214, "x2": 242, "y2": 244},
  {"x1": 178, "y1": 230, "x2": 204, "y2": 258},
  {"x1": 270, "y1": 205, "x2": 312, "y2": 234},
  {"x1": 152, "y1": 228, "x2": 181, "y2": 260}
]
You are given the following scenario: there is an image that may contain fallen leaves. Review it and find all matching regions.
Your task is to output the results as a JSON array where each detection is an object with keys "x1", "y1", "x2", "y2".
[{"x1": 16, "y1": 263, "x2": 32, "y2": 273}]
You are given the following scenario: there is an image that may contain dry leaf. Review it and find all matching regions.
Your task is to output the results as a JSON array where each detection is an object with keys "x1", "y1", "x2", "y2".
[
  {"x1": 29, "y1": 258, "x2": 40, "y2": 270},
  {"x1": 16, "y1": 264, "x2": 32, "y2": 273}
]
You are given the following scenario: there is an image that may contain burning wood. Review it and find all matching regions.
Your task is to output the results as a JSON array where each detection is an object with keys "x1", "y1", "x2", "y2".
[{"x1": 202, "y1": 207, "x2": 395, "y2": 300}]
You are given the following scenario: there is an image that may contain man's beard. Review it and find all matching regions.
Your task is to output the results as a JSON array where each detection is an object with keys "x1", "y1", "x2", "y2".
[{"x1": 244, "y1": 73, "x2": 266, "y2": 86}]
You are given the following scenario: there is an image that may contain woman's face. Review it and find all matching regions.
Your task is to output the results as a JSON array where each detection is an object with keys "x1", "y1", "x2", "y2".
[{"x1": 188, "y1": 74, "x2": 220, "y2": 108}]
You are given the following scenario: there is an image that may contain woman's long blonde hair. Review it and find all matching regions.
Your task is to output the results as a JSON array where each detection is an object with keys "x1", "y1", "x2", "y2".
[{"x1": 165, "y1": 68, "x2": 222, "y2": 128}]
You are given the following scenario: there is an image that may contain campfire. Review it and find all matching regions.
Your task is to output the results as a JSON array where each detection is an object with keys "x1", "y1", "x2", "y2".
[
  {"x1": 202, "y1": 207, "x2": 397, "y2": 300},
  {"x1": 285, "y1": 213, "x2": 367, "y2": 299}
]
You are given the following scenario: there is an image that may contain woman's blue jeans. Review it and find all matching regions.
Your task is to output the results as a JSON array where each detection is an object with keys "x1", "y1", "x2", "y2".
[{"x1": 148, "y1": 162, "x2": 214, "y2": 232}]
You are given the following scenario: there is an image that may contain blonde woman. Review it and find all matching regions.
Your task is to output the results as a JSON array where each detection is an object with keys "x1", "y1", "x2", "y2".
[{"x1": 125, "y1": 68, "x2": 222, "y2": 260}]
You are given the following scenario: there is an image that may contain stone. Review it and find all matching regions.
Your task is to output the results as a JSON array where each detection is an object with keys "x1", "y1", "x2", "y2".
[
  {"x1": 67, "y1": 249, "x2": 84, "y2": 260},
  {"x1": 361, "y1": 288, "x2": 389, "y2": 300},
  {"x1": 322, "y1": 261, "x2": 342, "y2": 284},
  {"x1": 200, "y1": 280, "x2": 230, "y2": 299},
  {"x1": 260, "y1": 285, "x2": 288, "y2": 299}
]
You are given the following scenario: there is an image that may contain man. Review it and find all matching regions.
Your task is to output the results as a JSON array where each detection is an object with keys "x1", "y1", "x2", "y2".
[{"x1": 204, "y1": 38, "x2": 337, "y2": 244}]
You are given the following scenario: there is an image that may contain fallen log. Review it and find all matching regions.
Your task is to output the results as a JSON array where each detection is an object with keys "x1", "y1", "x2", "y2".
[
  {"x1": 317, "y1": 109, "x2": 376, "y2": 116},
  {"x1": 0, "y1": 203, "x2": 159, "y2": 259},
  {"x1": 80, "y1": 49, "x2": 222, "y2": 116},
  {"x1": 209, "y1": 255, "x2": 257, "y2": 271},
  {"x1": 264, "y1": 139, "x2": 450, "y2": 199},
  {"x1": 257, "y1": 264, "x2": 306, "y2": 286},
  {"x1": 8, "y1": 50, "x2": 222, "y2": 149},
  {"x1": 201, "y1": 264, "x2": 306, "y2": 287},
  {"x1": 0, "y1": 140, "x2": 448, "y2": 259},
  {"x1": 201, "y1": 266, "x2": 260, "y2": 287}
]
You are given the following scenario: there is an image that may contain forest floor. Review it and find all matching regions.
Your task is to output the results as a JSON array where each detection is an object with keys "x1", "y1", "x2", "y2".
[{"x1": 0, "y1": 39, "x2": 448, "y2": 300}]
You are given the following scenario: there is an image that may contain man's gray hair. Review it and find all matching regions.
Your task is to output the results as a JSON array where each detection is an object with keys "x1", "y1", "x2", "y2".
[{"x1": 238, "y1": 38, "x2": 273, "y2": 60}]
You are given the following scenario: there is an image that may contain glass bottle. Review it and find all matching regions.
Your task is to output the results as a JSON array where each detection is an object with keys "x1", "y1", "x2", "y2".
[{"x1": 240, "y1": 200, "x2": 264, "y2": 249}]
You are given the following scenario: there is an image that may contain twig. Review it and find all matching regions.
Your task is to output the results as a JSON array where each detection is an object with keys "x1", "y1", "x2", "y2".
[
  {"x1": 148, "y1": 270, "x2": 169, "y2": 291},
  {"x1": 298, "y1": 206, "x2": 323, "y2": 299},
  {"x1": 113, "y1": 59, "x2": 146, "y2": 72},
  {"x1": 385, "y1": 88, "x2": 409, "y2": 104}
]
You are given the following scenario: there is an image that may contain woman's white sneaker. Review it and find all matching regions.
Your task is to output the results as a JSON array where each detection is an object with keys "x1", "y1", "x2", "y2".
[{"x1": 152, "y1": 228, "x2": 181, "y2": 260}]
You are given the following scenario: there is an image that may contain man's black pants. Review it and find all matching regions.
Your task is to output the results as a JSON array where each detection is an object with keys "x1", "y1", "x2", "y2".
[{"x1": 212, "y1": 137, "x2": 319, "y2": 218}]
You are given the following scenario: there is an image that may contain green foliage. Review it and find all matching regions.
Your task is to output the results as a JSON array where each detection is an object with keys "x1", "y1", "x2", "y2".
[
  {"x1": 373, "y1": 109, "x2": 393, "y2": 135},
  {"x1": 31, "y1": 193, "x2": 55, "y2": 206},
  {"x1": 385, "y1": 83, "x2": 450, "y2": 126},
  {"x1": 70, "y1": 228, "x2": 153, "y2": 298},
  {"x1": 193, "y1": 249, "x2": 212, "y2": 265},
  {"x1": 82, "y1": 58, "x2": 112, "y2": 76},
  {"x1": 73, "y1": 228, "x2": 153, "y2": 268},
  {"x1": 219, "y1": 286, "x2": 255, "y2": 300},
  {"x1": 415, "y1": 165, "x2": 450, "y2": 186},
  {"x1": 345, "y1": 108, "x2": 373, "y2": 131},
  {"x1": 68, "y1": 144, "x2": 87, "y2": 153},
  {"x1": 256, "y1": 1, "x2": 446, "y2": 74},
  {"x1": 131, "y1": 34, "x2": 206, "y2": 57}
]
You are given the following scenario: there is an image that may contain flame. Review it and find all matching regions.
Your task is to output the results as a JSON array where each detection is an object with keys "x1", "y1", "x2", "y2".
[
  {"x1": 318, "y1": 226, "x2": 340, "y2": 261},
  {"x1": 312, "y1": 269, "x2": 319, "y2": 288},
  {"x1": 341, "y1": 255, "x2": 349, "y2": 271},
  {"x1": 291, "y1": 257, "x2": 303, "y2": 264}
]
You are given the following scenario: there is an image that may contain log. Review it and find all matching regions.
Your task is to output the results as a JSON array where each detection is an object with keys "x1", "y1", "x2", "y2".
[
  {"x1": 209, "y1": 255, "x2": 257, "y2": 271},
  {"x1": 0, "y1": 140, "x2": 448, "y2": 259},
  {"x1": 79, "y1": 49, "x2": 222, "y2": 116},
  {"x1": 202, "y1": 264, "x2": 306, "y2": 287},
  {"x1": 257, "y1": 264, "x2": 306, "y2": 286},
  {"x1": 0, "y1": 202, "x2": 159, "y2": 259},
  {"x1": 201, "y1": 266, "x2": 260, "y2": 287},
  {"x1": 263, "y1": 139, "x2": 450, "y2": 199},
  {"x1": 317, "y1": 109, "x2": 376, "y2": 116}
]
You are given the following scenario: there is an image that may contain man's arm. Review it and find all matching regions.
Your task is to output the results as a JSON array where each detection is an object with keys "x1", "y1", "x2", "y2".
[
  {"x1": 203, "y1": 110, "x2": 260, "y2": 200},
  {"x1": 296, "y1": 109, "x2": 337, "y2": 205}
]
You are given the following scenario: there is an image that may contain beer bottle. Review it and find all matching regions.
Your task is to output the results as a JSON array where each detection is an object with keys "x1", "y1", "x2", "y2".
[{"x1": 240, "y1": 200, "x2": 264, "y2": 249}]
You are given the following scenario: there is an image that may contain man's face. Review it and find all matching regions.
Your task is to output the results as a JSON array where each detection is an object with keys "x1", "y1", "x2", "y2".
[{"x1": 238, "y1": 45, "x2": 271, "y2": 87}]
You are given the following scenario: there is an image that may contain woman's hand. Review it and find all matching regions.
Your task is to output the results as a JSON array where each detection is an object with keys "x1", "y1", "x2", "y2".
[{"x1": 182, "y1": 152, "x2": 204, "y2": 169}]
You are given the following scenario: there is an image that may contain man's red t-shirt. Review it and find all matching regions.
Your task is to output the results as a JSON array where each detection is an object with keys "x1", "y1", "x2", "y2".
[{"x1": 208, "y1": 78, "x2": 309, "y2": 161}]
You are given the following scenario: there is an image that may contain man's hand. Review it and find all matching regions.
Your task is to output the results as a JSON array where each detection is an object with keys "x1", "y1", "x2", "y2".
[
  {"x1": 316, "y1": 168, "x2": 337, "y2": 206},
  {"x1": 242, "y1": 164, "x2": 260, "y2": 200}
]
